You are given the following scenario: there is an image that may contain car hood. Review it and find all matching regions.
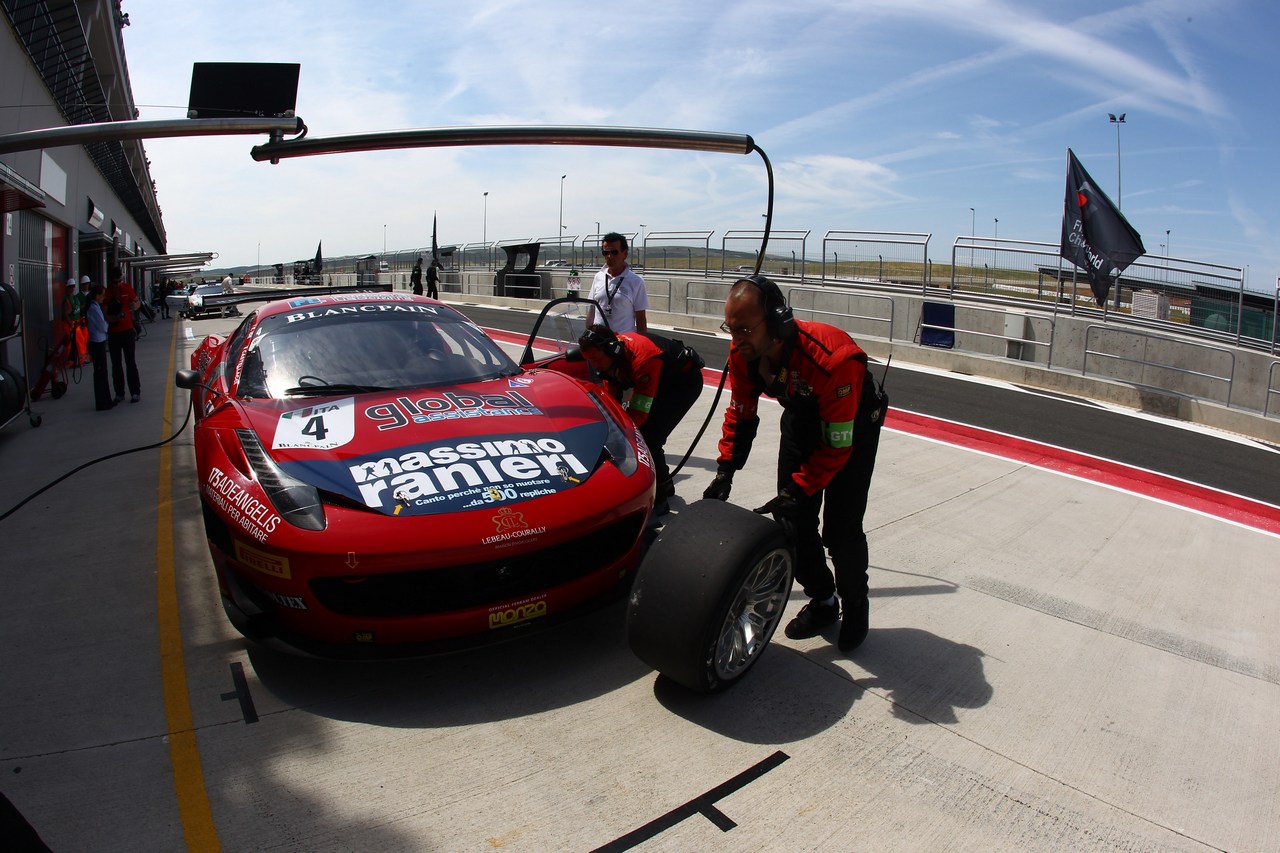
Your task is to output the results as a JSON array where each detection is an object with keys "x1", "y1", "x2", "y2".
[{"x1": 238, "y1": 370, "x2": 619, "y2": 517}]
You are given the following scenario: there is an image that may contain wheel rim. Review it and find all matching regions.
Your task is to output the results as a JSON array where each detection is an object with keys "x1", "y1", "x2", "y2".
[{"x1": 712, "y1": 547, "x2": 792, "y2": 682}]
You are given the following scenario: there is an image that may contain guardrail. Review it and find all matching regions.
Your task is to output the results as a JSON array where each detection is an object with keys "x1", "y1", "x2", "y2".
[
  {"x1": 916, "y1": 302, "x2": 1056, "y2": 366},
  {"x1": 787, "y1": 285, "x2": 896, "y2": 342},
  {"x1": 1083, "y1": 325, "x2": 1236, "y2": 407}
]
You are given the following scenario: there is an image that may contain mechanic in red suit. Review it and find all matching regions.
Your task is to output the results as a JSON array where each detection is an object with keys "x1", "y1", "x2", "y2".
[
  {"x1": 703, "y1": 275, "x2": 888, "y2": 652},
  {"x1": 577, "y1": 324, "x2": 704, "y2": 512}
]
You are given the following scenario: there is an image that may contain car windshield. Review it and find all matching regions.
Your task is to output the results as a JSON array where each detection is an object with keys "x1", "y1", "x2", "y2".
[{"x1": 236, "y1": 303, "x2": 521, "y2": 399}]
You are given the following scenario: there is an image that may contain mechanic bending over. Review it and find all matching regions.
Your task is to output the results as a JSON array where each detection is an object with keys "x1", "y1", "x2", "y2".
[
  {"x1": 702, "y1": 275, "x2": 888, "y2": 653},
  {"x1": 577, "y1": 324, "x2": 705, "y2": 513}
]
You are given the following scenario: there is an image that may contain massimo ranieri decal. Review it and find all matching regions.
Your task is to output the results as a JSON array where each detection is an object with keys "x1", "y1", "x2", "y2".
[{"x1": 278, "y1": 422, "x2": 607, "y2": 516}]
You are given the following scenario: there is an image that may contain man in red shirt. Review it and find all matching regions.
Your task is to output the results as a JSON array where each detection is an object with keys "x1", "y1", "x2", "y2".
[
  {"x1": 703, "y1": 275, "x2": 888, "y2": 652},
  {"x1": 105, "y1": 265, "x2": 142, "y2": 403},
  {"x1": 578, "y1": 324, "x2": 704, "y2": 513}
]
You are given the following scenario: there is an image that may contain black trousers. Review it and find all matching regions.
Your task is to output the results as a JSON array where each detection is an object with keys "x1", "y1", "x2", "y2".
[
  {"x1": 777, "y1": 381, "x2": 884, "y2": 603},
  {"x1": 638, "y1": 368, "x2": 703, "y2": 485},
  {"x1": 107, "y1": 328, "x2": 140, "y2": 398},
  {"x1": 89, "y1": 339, "x2": 112, "y2": 408}
]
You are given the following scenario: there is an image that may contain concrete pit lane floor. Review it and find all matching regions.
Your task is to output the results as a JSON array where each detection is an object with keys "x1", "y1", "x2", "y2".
[{"x1": 1, "y1": 309, "x2": 1278, "y2": 852}]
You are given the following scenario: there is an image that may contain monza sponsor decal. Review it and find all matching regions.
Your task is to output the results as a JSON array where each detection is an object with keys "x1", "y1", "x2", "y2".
[
  {"x1": 205, "y1": 467, "x2": 283, "y2": 544},
  {"x1": 364, "y1": 390, "x2": 542, "y2": 431},
  {"x1": 279, "y1": 422, "x2": 606, "y2": 517},
  {"x1": 488, "y1": 594, "x2": 548, "y2": 629},
  {"x1": 273, "y1": 397, "x2": 356, "y2": 450}
]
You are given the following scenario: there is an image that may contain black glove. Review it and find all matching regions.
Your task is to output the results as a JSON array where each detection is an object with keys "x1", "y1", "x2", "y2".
[
  {"x1": 753, "y1": 485, "x2": 803, "y2": 520},
  {"x1": 703, "y1": 470, "x2": 733, "y2": 501},
  {"x1": 754, "y1": 484, "x2": 804, "y2": 541}
]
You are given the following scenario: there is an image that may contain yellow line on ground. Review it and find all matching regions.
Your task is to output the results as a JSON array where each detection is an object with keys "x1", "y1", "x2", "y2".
[{"x1": 156, "y1": 320, "x2": 221, "y2": 851}]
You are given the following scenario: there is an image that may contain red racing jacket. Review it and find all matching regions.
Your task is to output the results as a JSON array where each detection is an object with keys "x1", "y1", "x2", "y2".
[
  {"x1": 716, "y1": 319, "x2": 870, "y2": 496},
  {"x1": 599, "y1": 332, "x2": 700, "y2": 427}
]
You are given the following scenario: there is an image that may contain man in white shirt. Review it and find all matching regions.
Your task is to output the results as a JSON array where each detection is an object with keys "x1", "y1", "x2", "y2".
[{"x1": 586, "y1": 232, "x2": 649, "y2": 333}]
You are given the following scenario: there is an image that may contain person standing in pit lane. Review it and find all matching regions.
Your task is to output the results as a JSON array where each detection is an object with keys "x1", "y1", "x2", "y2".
[
  {"x1": 105, "y1": 266, "x2": 142, "y2": 404},
  {"x1": 585, "y1": 232, "x2": 648, "y2": 334}
]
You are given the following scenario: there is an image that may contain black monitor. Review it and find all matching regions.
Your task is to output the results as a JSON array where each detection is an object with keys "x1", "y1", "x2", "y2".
[{"x1": 187, "y1": 62, "x2": 300, "y2": 119}]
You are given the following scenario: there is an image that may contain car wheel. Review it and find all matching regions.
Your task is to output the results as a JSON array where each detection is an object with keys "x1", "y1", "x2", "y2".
[{"x1": 626, "y1": 499, "x2": 793, "y2": 693}]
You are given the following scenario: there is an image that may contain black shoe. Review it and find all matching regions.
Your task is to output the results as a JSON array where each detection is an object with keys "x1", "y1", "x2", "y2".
[
  {"x1": 838, "y1": 596, "x2": 869, "y2": 652},
  {"x1": 130, "y1": 393, "x2": 140, "y2": 403},
  {"x1": 784, "y1": 597, "x2": 840, "y2": 640},
  {"x1": 113, "y1": 393, "x2": 124, "y2": 403}
]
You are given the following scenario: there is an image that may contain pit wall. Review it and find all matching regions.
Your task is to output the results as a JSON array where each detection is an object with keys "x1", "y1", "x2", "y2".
[{"x1": 430, "y1": 269, "x2": 1280, "y2": 445}]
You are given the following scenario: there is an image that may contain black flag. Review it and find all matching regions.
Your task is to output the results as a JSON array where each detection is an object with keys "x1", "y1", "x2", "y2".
[
  {"x1": 431, "y1": 214, "x2": 440, "y2": 265},
  {"x1": 1060, "y1": 148, "x2": 1144, "y2": 306},
  {"x1": 314, "y1": 241, "x2": 323, "y2": 273}
]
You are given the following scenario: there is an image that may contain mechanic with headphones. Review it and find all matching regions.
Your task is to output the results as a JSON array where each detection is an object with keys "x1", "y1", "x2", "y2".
[
  {"x1": 577, "y1": 324, "x2": 705, "y2": 513},
  {"x1": 703, "y1": 275, "x2": 888, "y2": 652}
]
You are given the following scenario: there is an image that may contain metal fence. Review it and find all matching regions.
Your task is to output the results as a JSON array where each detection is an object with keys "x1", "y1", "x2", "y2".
[{"x1": 822, "y1": 231, "x2": 931, "y2": 288}]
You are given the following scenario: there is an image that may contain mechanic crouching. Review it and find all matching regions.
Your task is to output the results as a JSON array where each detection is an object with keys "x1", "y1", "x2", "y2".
[
  {"x1": 577, "y1": 324, "x2": 705, "y2": 514},
  {"x1": 703, "y1": 275, "x2": 887, "y2": 653}
]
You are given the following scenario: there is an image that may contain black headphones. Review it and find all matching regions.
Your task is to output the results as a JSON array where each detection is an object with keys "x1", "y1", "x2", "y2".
[
  {"x1": 579, "y1": 325, "x2": 625, "y2": 361},
  {"x1": 738, "y1": 274, "x2": 795, "y2": 339}
]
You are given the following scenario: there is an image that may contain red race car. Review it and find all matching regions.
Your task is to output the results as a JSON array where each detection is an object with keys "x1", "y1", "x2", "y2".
[
  {"x1": 177, "y1": 125, "x2": 795, "y2": 691},
  {"x1": 178, "y1": 289, "x2": 655, "y2": 657}
]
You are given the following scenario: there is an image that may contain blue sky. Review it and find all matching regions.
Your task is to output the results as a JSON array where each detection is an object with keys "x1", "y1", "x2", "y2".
[{"x1": 122, "y1": 0, "x2": 1278, "y2": 290}]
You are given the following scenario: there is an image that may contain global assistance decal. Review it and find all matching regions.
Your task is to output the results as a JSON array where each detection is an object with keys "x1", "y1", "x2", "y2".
[
  {"x1": 365, "y1": 390, "x2": 541, "y2": 431},
  {"x1": 279, "y1": 422, "x2": 606, "y2": 517}
]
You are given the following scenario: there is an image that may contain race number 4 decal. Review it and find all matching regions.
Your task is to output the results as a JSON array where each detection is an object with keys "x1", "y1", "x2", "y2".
[{"x1": 273, "y1": 397, "x2": 357, "y2": 450}]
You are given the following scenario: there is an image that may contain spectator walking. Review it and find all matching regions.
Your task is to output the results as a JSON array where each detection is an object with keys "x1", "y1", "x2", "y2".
[
  {"x1": 426, "y1": 259, "x2": 440, "y2": 299},
  {"x1": 411, "y1": 257, "x2": 423, "y2": 295},
  {"x1": 85, "y1": 284, "x2": 113, "y2": 411}
]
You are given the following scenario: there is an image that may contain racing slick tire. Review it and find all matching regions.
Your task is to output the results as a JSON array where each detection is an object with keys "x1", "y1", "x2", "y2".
[{"x1": 626, "y1": 499, "x2": 793, "y2": 693}]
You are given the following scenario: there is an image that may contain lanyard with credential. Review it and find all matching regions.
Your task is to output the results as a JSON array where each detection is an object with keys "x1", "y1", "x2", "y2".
[{"x1": 603, "y1": 265, "x2": 628, "y2": 310}]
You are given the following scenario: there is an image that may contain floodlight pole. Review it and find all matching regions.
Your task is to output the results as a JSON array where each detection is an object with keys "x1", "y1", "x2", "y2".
[
  {"x1": 1109, "y1": 112, "x2": 1126, "y2": 210},
  {"x1": 559, "y1": 175, "x2": 566, "y2": 244}
]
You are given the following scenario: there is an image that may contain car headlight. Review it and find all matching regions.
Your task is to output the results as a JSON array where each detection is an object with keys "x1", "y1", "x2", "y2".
[
  {"x1": 588, "y1": 393, "x2": 638, "y2": 477},
  {"x1": 190, "y1": 293, "x2": 203, "y2": 308},
  {"x1": 235, "y1": 428, "x2": 326, "y2": 530}
]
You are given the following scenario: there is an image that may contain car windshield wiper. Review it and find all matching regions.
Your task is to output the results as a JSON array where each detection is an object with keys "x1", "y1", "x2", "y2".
[{"x1": 282, "y1": 382, "x2": 388, "y2": 397}]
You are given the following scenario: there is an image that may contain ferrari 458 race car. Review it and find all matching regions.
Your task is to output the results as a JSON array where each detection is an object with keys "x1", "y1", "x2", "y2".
[
  {"x1": 176, "y1": 289, "x2": 793, "y2": 691},
  {"x1": 176, "y1": 124, "x2": 795, "y2": 692}
]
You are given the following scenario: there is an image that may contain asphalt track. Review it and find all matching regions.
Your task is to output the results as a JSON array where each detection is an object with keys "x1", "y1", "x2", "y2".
[{"x1": 1, "y1": 301, "x2": 1277, "y2": 852}]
